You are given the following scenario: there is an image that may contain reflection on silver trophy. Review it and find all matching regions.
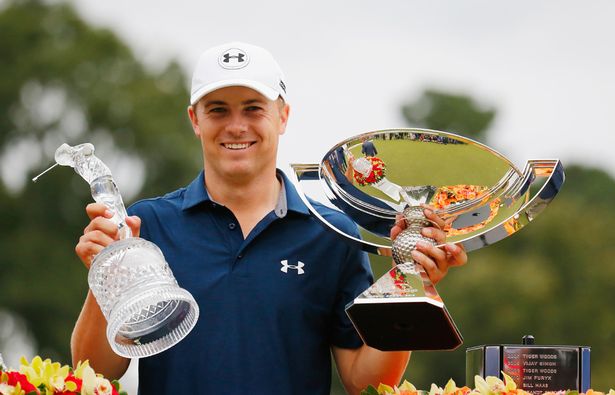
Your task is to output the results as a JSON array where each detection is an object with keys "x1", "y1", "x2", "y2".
[
  {"x1": 34, "y1": 143, "x2": 199, "y2": 358},
  {"x1": 291, "y1": 129, "x2": 564, "y2": 351}
]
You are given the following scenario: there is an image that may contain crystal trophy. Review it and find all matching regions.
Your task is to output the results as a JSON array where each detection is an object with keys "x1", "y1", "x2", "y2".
[
  {"x1": 291, "y1": 129, "x2": 564, "y2": 351},
  {"x1": 35, "y1": 143, "x2": 200, "y2": 358}
]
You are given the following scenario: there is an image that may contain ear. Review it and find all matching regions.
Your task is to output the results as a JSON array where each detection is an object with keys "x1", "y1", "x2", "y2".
[
  {"x1": 187, "y1": 104, "x2": 201, "y2": 138},
  {"x1": 278, "y1": 103, "x2": 290, "y2": 136}
]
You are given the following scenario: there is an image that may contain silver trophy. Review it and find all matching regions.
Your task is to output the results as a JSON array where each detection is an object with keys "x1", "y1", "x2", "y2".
[
  {"x1": 291, "y1": 129, "x2": 564, "y2": 351},
  {"x1": 34, "y1": 143, "x2": 200, "y2": 358}
]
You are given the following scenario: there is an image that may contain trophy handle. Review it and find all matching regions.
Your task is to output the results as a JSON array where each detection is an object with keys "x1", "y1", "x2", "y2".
[
  {"x1": 90, "y1": 175, "x2": 133, "y2": 240},
  {"x1": 51, "y1": 143, "x2": 133, "y2": 240},
  {"x1": 290, "y1": 163, "x2": 386, "y2": 255},
  {"x1": 458, "y1": 159, "x2": 564, "y2": 252}
]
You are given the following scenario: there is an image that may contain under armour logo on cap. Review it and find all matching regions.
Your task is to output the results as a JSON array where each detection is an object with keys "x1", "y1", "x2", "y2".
[
  {"x1": 191, "y1": 41, "x2": 288, "y2": 105},
  {"x1": 280, "y1": 259, "x2": 305, "y2": 275},
  {"x1": 218, "y1": 48, "x2": 249, "y2": 70}
]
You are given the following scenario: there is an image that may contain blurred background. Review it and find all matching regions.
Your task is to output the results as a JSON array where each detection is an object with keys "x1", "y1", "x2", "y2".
[{"x1": 0, "y1": 0, "x2": 613, "y2": 393}]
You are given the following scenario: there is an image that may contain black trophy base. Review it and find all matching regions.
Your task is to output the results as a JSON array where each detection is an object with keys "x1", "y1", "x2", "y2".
[{"x1": 346, "y1": 299, "x2": 463, "y2": 351}]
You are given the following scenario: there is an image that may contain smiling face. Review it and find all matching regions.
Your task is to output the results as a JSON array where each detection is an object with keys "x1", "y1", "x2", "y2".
[{"x1": 188, "y1": 86, "x2": 290, "y2": 184}]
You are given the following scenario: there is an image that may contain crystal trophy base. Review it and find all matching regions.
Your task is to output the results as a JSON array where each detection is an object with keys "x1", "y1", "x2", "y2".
[
  {"x1": 90, "y1": 237, "x2": 199, "y2": 358},
  {"x1": 346, "y1": 263, "x2": 462, "y2": 351}
]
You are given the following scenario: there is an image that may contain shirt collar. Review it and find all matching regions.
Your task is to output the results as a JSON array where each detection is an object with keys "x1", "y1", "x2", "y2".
[
  {"x1": 181, "y1": 171, "x2": 211, "y2": 210},
  {"x1": 277, "y1": 170, "x2": 310, "y2": 217},
  {"x1": 181, "y1": 170, "x2": 310, "y2": 217}
]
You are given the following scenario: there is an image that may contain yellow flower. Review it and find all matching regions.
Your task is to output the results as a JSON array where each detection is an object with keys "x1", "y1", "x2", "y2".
[
  {"x1": 19, "y1": 356, "x2": 70, "y2": 395},
  {"x1": 378, "y1": 383, "x2": 395, "y2": 394},
  {"x1": 501, "y1": 372, "x2": 517, "y2": 392},
  {"x1": 74, "y1": 360, "x2": 97, "y2": 395},
  {"x1": 399, "y1": 380, "x2": 418, "y2": 392},
  {"x1": 0, "y1": 382, "x2": 25, "y2": 395},
  {"x1": 474, "y1": 375, "x2": 508, "y2": 395},
  {"x1": 429, "y1": 383, "x2": 444, "y2": 395}
]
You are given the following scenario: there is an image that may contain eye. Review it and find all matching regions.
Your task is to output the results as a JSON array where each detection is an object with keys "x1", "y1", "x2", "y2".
[
  {"x1": 208, "y1": 107, "x2": 227, "y2": 114},
  {"x1": 245, "y1": 105, "x2": 263, "y2": 112}
]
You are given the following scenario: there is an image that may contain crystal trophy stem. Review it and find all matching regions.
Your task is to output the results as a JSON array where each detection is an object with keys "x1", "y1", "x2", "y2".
[
  {"x1": 47, "y1": 143, "x2": 200, "y2": 358},
  {"x1": 90, "y1": 175, "x2": 132, "y2": 240}
]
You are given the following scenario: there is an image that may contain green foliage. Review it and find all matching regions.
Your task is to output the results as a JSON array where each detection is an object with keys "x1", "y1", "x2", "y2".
[
  {"x1": 401, "y1": 89, "x2": 496, "y2": 142},
  {"x1": 0, "y1": 0, "x2": 200, "y2": 362}
]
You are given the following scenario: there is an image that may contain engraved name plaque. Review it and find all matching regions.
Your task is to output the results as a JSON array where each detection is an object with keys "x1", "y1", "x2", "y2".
[{"x1": 466, "y1": 337, "x2": 590, "y2": 394}]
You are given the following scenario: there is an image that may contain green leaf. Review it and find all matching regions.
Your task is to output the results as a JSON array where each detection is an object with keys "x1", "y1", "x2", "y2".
[
  {"x1": 361, "y1": 385, "x2": 380, "y2": 395},
  {"x1": 112, "y1": 379, "x2": 121, "y2": 390}
]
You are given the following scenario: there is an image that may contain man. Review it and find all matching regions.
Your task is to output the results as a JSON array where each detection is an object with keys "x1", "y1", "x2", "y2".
[
  {"x1": 361, "y1": 138, "x2": 378, "y2": 157},
  {"x1": 71, "y1": 42, "x2": 466, "y2": 394}
]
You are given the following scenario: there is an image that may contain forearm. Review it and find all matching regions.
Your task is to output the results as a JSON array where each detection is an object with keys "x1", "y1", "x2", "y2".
[
  {"x1": 334, "y1": 345, "x2": 410, "y2": 394},
  {"x1": 71, "y1": 290, "x2": 130, "y2": 380}
]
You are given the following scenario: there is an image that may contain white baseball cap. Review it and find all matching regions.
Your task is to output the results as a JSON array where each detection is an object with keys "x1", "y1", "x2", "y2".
[{"x1": 190, "y1": 41, "x2": 288, "y2": 105}]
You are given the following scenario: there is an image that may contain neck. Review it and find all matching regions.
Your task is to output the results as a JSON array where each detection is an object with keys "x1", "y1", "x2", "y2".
[{"x1": 203, "y1": 166, "x2": 282, "y2": 237}]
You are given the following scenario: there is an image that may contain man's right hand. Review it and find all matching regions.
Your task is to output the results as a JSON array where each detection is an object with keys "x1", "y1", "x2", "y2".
[{"x1": 75, "y1": 203, "x2": 141, "y2": 269}]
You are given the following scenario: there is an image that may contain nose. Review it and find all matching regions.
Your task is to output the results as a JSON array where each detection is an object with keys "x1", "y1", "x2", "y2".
[{"x1": 223, "y1": 112, "x2": 248, "y2": 136}]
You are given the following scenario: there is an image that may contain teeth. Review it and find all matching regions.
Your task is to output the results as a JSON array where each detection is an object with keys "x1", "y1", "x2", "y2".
[{"x1": 224, "y1": 143, "x2": 251, "y2": 150}]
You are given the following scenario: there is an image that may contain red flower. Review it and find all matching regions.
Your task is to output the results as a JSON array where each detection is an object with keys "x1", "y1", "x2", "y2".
[
  {"x1": 56, "y1": 374, "x2": 83, "y2": 395},
  {"x1": 390, "y1": 269, "x2": 407, "y2": 288},
  {"x1": 353, "y1": 156, "x2": 386, "y2": 186},
  {"x1": 5, "y1": 371, "x2": 39, "y2": 394}
]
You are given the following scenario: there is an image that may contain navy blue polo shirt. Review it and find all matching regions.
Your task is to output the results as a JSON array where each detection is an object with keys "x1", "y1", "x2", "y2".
[{"x1": 127, "y1": 170, "x2": 373, "y2": 394}]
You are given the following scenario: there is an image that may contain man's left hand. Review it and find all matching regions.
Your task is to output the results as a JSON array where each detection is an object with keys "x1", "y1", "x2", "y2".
[{"x1": 391, "y1": 206, "x2": 467, "y2": 285}]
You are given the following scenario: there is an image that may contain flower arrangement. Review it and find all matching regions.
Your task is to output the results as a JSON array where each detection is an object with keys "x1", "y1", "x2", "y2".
[
  {"x1": 361, "y1": 373, "x2": 614, "y2": 395},
  {"x1": 353, "y1": 156, "x2": 386, "y2": 186},
  {"x1": 430, "y1": 184, "x2": 501, "y2": 237},
  {"x1": 0, "y1": 356, "x2": 126, "y2": 395},
  {"x1": 431, "y1": 184, "x2": 488, "y2": 209}
]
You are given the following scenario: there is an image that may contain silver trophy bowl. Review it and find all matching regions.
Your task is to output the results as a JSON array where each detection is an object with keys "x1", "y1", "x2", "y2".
[{"x1": 291, "y1": 129, "x2": 564, "y2": 351}]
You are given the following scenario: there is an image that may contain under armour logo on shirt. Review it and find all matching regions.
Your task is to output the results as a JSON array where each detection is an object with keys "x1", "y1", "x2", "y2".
[
  {"x1": 218, "y1": 48, "x2": 249, "y2": 69},
  {"x1": 280, "y1": 259, "x2": 305, "y2": 275}
]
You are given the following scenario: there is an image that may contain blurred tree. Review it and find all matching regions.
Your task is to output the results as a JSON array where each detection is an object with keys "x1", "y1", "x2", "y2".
[
  {"x1": 401, "y1": 89, "x2": 496, "y2": 142},
  {"x1": 0, "y1": 0, "x2": 200, "y2": 362},
  {"x1": 399, "y1": 89, "x2": 615, "y2": 391}
]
